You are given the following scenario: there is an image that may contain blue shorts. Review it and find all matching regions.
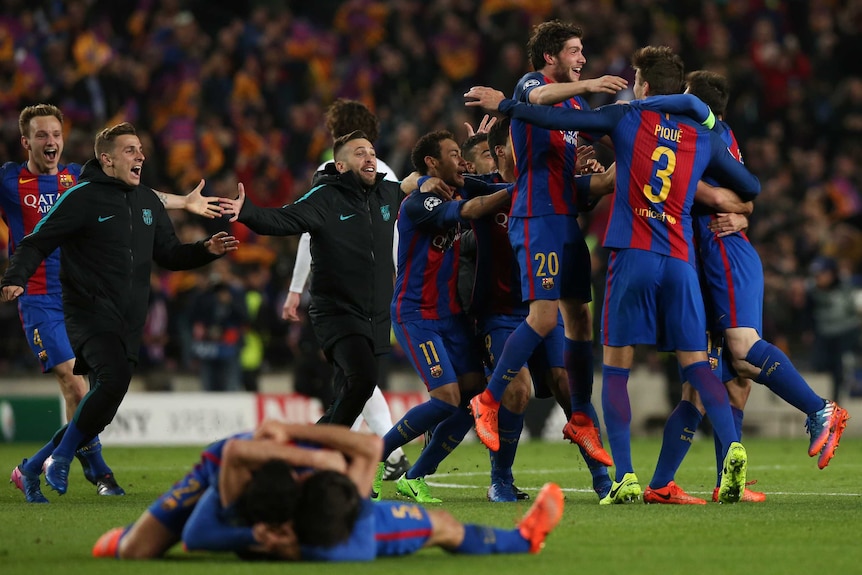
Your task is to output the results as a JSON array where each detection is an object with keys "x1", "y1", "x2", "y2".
[
  {"x1": 698, "y1": 234, "x2": 763, "y2": 333},
  {"x1": 478, "y1": 313, "x2": 563, "y2": 399},
  {"x1": 374, "y1": 501, "x2": 433, "y2": 557},
  {"x1": 601, "y1": 249, "x2": 707, "y2": 351},
  {"x1": 18, "y1": 294, "x2": 75, "y2": 372},
  {"x1": 508, "y1": 214, "x2": 591, "y2": 303},
  {"x1": 148, "y1": 440, "x2": 225, "y2": 535},
  {"x1": 393, "y1": 315, "x2": 484, "y2": 390}
]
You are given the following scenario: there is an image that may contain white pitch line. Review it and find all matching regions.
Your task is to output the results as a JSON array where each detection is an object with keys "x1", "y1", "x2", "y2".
[{"x1": 425, "y1": 480, "x2": 862, "y2": 497}]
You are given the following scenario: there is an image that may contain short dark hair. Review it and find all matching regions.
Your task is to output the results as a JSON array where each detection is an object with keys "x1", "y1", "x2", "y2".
[
  {"x1": 333, "y1": 130, "x2": 370, "y2": 160},
  {"x1": 631, "y1": 46, "x2": 684, "y2": 96},
  {"x1": 19, "y1": 104, "x2": 64, "y2": 138},
  {"x1": 293, "y1": 471, "x2": 361, "y2": 547},
  {"x1": 325, "y1": 99, "x2": 379, "y2": 142},
  {"x1": 685, "y1": 70, "x2": 729, "y2": 117},
  {"x1": 461, "y1": 133, "x2": 488, "y2": 163},
  {"x1": 527, "y1": 20, "x2": 583, "y2": 71},
  {"x1": 486, "y1": 117, "x2": 511, "y2": 168},
  {"x1": 411, "y1": 130, "x2": 455, "y2": 175},
  {"x1": 94, "y1": 122, "x2": 137, "y2": 158},
  {"x1": 234, "y1": 459, "x2": 300, "y2": 526}
]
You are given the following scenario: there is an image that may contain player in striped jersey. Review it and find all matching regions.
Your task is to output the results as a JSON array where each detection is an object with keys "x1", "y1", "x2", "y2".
[
  {"x1": 465, "y1": 118, "x2": 617, "y2": 501},
  {"x1": 643, "y1": 71, "x2": 849, "y2": 505},
  {"x1": 374, "y1": 131, "x2": 511, "y2": 503},
  {"x1": 468, "y1": 21, "x2": 626, "y2": 464},
  {"x1": 93, "y1": 421, "x2": 564, "y2": 560},
  {"x1": 466, "y1": 46, "x2": 761, "y2": 504}
]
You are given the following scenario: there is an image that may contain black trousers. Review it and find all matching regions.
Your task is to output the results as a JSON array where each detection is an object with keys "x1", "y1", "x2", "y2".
[
  {"x1": 317, "y1": 334, "x2": 380, "y2": 426},
  {"x1": 73, "y1": 332, "x2": 135, "y2": 437}
]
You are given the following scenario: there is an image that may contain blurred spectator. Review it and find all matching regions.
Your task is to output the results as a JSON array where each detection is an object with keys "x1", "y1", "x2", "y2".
[
  {"x1": 238, "y1": 262, "x2": 278, "y2": 392},
  {"x1": 139, "y1": 271, "x2": 172, "y2": 391},
  {"x1": 805, "y1": 257, "x2": 861, "y2": 402},
  {"x1": 189, "y1": 271, "x2": 248, "y2": 392}
]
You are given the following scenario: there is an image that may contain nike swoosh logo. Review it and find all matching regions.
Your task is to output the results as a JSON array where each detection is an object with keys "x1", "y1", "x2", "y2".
[
  {"x1": 339, "y1": 214, "x2": 356, "y2": 221},
  {"x1": 653, "y1": 490, "x2": 672, "y2": 500},
  {"x1": 98, "y1": 215, "x2": 115, "y2": 223},
  {"x1": 19, "y1": 177, "x2": 37, "y2": 184},
  {"x1": 408, "y1": 482, "x2": 420, "y2": 497},
  {"x1": 609, "y1": 483, "x2": 623, "y2": 499}
]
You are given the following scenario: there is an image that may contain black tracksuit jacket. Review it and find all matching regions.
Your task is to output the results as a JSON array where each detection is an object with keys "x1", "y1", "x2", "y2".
[
  {"x1": 237, "y1": 166, "x2": 402, "y2": 354},
  {"x1": 0, "y1": 159, "x2": 219, "y2": 366}
]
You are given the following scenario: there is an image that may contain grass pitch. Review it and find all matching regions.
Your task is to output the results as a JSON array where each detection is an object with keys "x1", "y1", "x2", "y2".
[{"x1": 1, "y1": 436, "x2": 860, "y2": 575}]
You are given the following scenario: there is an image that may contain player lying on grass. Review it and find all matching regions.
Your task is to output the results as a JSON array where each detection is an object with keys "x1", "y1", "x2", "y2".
[{"x1": 93, "y1": 421, "x2": 564, "y2": 560}]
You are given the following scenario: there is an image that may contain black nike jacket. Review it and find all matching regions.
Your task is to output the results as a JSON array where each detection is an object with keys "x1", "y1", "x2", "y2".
[
  {"x1": 1, "y1": 158, "x2": 220, "y2": 367},
  {"x1": 237, "y1": 166, "x2": 402, "y2": 353}
]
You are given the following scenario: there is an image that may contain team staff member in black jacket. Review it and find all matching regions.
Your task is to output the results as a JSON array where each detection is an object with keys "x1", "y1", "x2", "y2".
[
  {"x1": 220, "y1": 130, "x2": 402, "y2": 427},
  {"x1": 1, "y1": 122, "x2": 238, "y2": 497}
]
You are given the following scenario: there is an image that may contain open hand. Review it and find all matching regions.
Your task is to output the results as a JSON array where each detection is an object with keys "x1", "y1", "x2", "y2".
[
  {"x1": 464, "y1": 86, "x2": 506, "y2": 111},
  {"x1": 205, "y1": 231, "x2": 240, "y2": 255},
  {"x1": 584, "y1": 75, "x2": 628, "y2": 95},
  {"x1": 464, "y1": 114, "x2": 498, "y2": 137},
  {"x1": 217, "y1": 183, "x2": 246, "y2": 222},
  {"x1": 185, "y1": 179, "x2": 223, "y2": 218}
]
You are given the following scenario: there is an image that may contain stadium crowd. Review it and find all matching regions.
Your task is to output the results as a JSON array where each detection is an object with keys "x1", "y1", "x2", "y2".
[{"x1": 0, "y1": 0, "x2": 861, "y2": 397}]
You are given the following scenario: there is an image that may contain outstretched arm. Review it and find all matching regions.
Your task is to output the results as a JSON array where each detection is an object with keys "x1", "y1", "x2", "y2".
[
  {"x1": 465, "y1": 86, "x2": 625, "y2": 134},
  {"x1": 527, "y1": 75, "x2": 627, "y2": 105},
  {"x1": 157, "y1": 179, "x2": 223, "y2": 218},
  {"x1": 219, "y1": 182, "x2": 327, "y2": 236}
]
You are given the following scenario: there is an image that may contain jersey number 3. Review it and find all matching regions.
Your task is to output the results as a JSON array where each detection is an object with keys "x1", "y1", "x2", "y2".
[{"x1": 643, "y1": 146, "x2": 677, "y2": 204}]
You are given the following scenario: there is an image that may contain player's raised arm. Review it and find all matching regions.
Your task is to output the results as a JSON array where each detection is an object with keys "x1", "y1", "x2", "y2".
[
  {"x1": 527, "y1": 75, "x2": 628, "y2": 105},
  {"x1": 466, "y1": 86, "x2": 626, "y2": 135}
]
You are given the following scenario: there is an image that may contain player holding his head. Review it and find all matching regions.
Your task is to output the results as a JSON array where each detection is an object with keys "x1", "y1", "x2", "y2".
[
  {"x1": 93, "y1": 421, "x2": 565, "y2": 561},
  {"x1": 468, "y1": 20, "x2": 627, "y2": 464}
]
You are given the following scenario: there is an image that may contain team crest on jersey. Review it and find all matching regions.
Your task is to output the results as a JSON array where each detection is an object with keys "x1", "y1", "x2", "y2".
[
  {"x1": 381, "y1": 204, "x2": 391, "y2": 221},
  {"x1": 524, "y1": 79, "x2": 540, "y2": 89},
  {"x1": 38, "y1": 350, "x2": 48, "y2": 363},
  {"x1": 142, "y1": 208, "x2": 153, "y2": 225},
  {"x1": 430, "y1": 365, "x2": 443, "y2": 378},
  {"x1": 542, "y1": 277, "x2": 554, "y2": 290},
  {"x1": 58, "y1": 174, "x2": 75, "y2": 188},
  {"x1": 423, "y1": 196, "x2": 442, "y2": 211}
]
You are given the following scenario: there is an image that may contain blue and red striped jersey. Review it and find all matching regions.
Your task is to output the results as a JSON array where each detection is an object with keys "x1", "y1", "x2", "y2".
[
  {"x1": 462, "y1": 174, "x2": 526, "y2": 317},
  {"x1": 392, "y1": 191, "x2": 469, "y2": 322},
  {"x1": 498, "y1": 95, "x2": 760, "y2": 266},
  {"x1": 509, "y1": 72, "x2": 589, "y2": 218},
  {"x1": 692, "y1": 121, "x2": 751, "y2": 245},
  {"x1": 0, "y1": 162, "x2": 80, "y2": 295}
]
